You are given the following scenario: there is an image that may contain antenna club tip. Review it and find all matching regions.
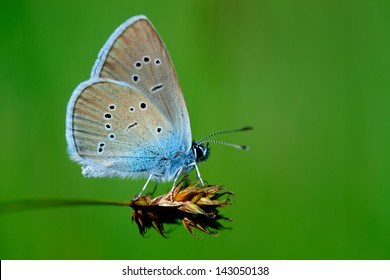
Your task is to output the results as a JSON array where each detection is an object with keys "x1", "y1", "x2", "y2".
[
  {"x1": 241, "y1": 126, "x2": 253, "y2": 131},
  {"x1": 241, "y1": 145, "x2": 250, "y2": 151}
]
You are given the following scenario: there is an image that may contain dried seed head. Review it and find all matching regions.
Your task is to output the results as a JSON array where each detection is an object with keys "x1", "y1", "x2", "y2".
[{"x1": 129, "y1": 177, "x2": 235, "y2": 238}]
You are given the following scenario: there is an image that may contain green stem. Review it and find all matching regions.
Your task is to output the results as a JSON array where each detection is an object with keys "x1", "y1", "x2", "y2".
[{"x1": 0, "y1": 199, "x2": 131, "y2": 214}]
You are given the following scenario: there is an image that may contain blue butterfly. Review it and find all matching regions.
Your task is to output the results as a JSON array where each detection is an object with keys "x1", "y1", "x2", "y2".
[{"x1": 66, "y1": 15, "x2": 250, "y2": 196}]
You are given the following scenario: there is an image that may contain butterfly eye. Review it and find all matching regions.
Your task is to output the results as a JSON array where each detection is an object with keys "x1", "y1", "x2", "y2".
[
  {"x1": 154, "y1": 58, "x2": 161, "y2": 65},
  {"x1": 104, "y1": 113, "x2": 112, "y2": 119},
  {"x1": 134, "y1": 61, "x2": 142, "y2": 69},
  {"x1": 132, "y1": 74, "x2": 140, "y2": 83},
  {"x1": 143, "y1": 56, "x2": 150, "y2": 63}
]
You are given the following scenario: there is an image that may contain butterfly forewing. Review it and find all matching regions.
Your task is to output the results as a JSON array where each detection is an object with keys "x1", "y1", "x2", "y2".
[
  {"x1": 91, "y1": 16, "x2": 192, "y2": 150},
  {"x1": 68, "y1": 79, "x2": 176, "y2": 177}
]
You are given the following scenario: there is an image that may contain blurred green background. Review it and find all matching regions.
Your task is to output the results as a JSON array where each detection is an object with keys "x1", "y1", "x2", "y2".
[{"x1": 1, "y1": 0, "x2": 389, "y2": 259}]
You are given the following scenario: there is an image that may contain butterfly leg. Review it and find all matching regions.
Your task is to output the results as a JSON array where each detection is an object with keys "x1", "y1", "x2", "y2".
[
  {"x1": 135, "y1": 173, "x2": 154, "y2": 199},
  {"x1": 193, "y1": 162, "x2": 204, "y2": 186},
  {"x1": 169, "y1": 167, "x2": 184, "y2": 200}
]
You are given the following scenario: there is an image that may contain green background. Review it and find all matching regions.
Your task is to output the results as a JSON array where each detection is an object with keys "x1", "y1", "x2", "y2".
[{"x1": 1, "y1": 0, "x2": 389, "y2": 259}]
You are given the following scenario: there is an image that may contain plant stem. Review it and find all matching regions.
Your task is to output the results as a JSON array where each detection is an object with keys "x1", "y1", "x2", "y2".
[{"x1": 0, "y1": 199, "x2": 131, "y2": 214}]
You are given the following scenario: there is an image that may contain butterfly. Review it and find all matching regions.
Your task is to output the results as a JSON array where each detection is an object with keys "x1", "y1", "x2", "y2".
[{"x1": 66, "y1": 15, "x2": 250, "y2": 197}]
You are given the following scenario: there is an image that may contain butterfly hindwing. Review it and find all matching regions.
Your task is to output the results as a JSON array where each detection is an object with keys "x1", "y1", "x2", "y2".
[{"x1": 66, "y1": 79, "x2": 176, "y2": 178}]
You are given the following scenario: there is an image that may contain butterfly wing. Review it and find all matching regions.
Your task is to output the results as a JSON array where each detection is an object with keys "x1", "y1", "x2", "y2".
[
  {"x1": 91, "y1": 15, "x2": 192, "y2": 150},
  {"x1": 66, "y1": 79, "x2": 178, "y2": 179}
]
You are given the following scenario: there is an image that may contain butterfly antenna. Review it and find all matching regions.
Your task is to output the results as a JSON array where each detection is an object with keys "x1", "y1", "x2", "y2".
[
  {"x1": 198, "y1": 126, "x2": 253, "y2": 143},
  {"x1": 201, "y1": 139, "x2": 250, "y2": 151}
]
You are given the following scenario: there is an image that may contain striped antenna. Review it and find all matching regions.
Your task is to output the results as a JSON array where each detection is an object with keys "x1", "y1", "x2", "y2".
[{"x1": 198, "y1": 126, "x2": 252, "y2": 151}]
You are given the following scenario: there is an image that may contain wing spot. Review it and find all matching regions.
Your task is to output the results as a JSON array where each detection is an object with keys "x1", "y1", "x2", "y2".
[
  {"x1": 156, "y1": 127, "x2": 162, "y2": 133},
  {"x1": 139, "y1": 102, "x2": 147, "y2": 110},
  {"x1": 143, "y1": 56, "x2": 150, "y2": 63},
  {"x1": 108, "y1": 133, "x2": 115, "y2": 140},
  {"x1": 108, "y1": 104, "x2": 116, "y2": 111},
  {"x1": 150, "y1": 84, "x2": 164, "y2": 93},
  {"x1": 105, "y1": 123, "x2": 112, "y2": 130},
  {"x1": 129, "y1": 106, "x2": 135, "y2": 112},
  {"x1": 134, "y1": 61, "x2": 142, "y2": 69},
  {"x1": 97, "y1": 142, "x2": 105, "y2": 154},
  {"x1": 132, "y1": 74, "x2": 139, "y2": 83},
  {"x1": 124, "y1": 122, "x2": 138, "y2": 134},
  {"x1": 154, "y1": 58, "x2": 161, "y2": 65},
  {"x1": 104, "y1": 113, "x2": 112, "y2": 119}
]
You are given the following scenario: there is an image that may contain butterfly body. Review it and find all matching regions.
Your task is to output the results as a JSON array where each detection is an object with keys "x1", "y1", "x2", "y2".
[{"x1": 66, "y1": 15, "x2": 211, "y2": 188}]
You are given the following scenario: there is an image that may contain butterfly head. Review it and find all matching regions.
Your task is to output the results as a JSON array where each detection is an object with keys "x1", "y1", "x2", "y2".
[
  {"x1": 192, "y1": 142, "x2": 210, "y2": 163},
  {"x1": 192, "y1": 126, "x2": 253, "y2": 163}
]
